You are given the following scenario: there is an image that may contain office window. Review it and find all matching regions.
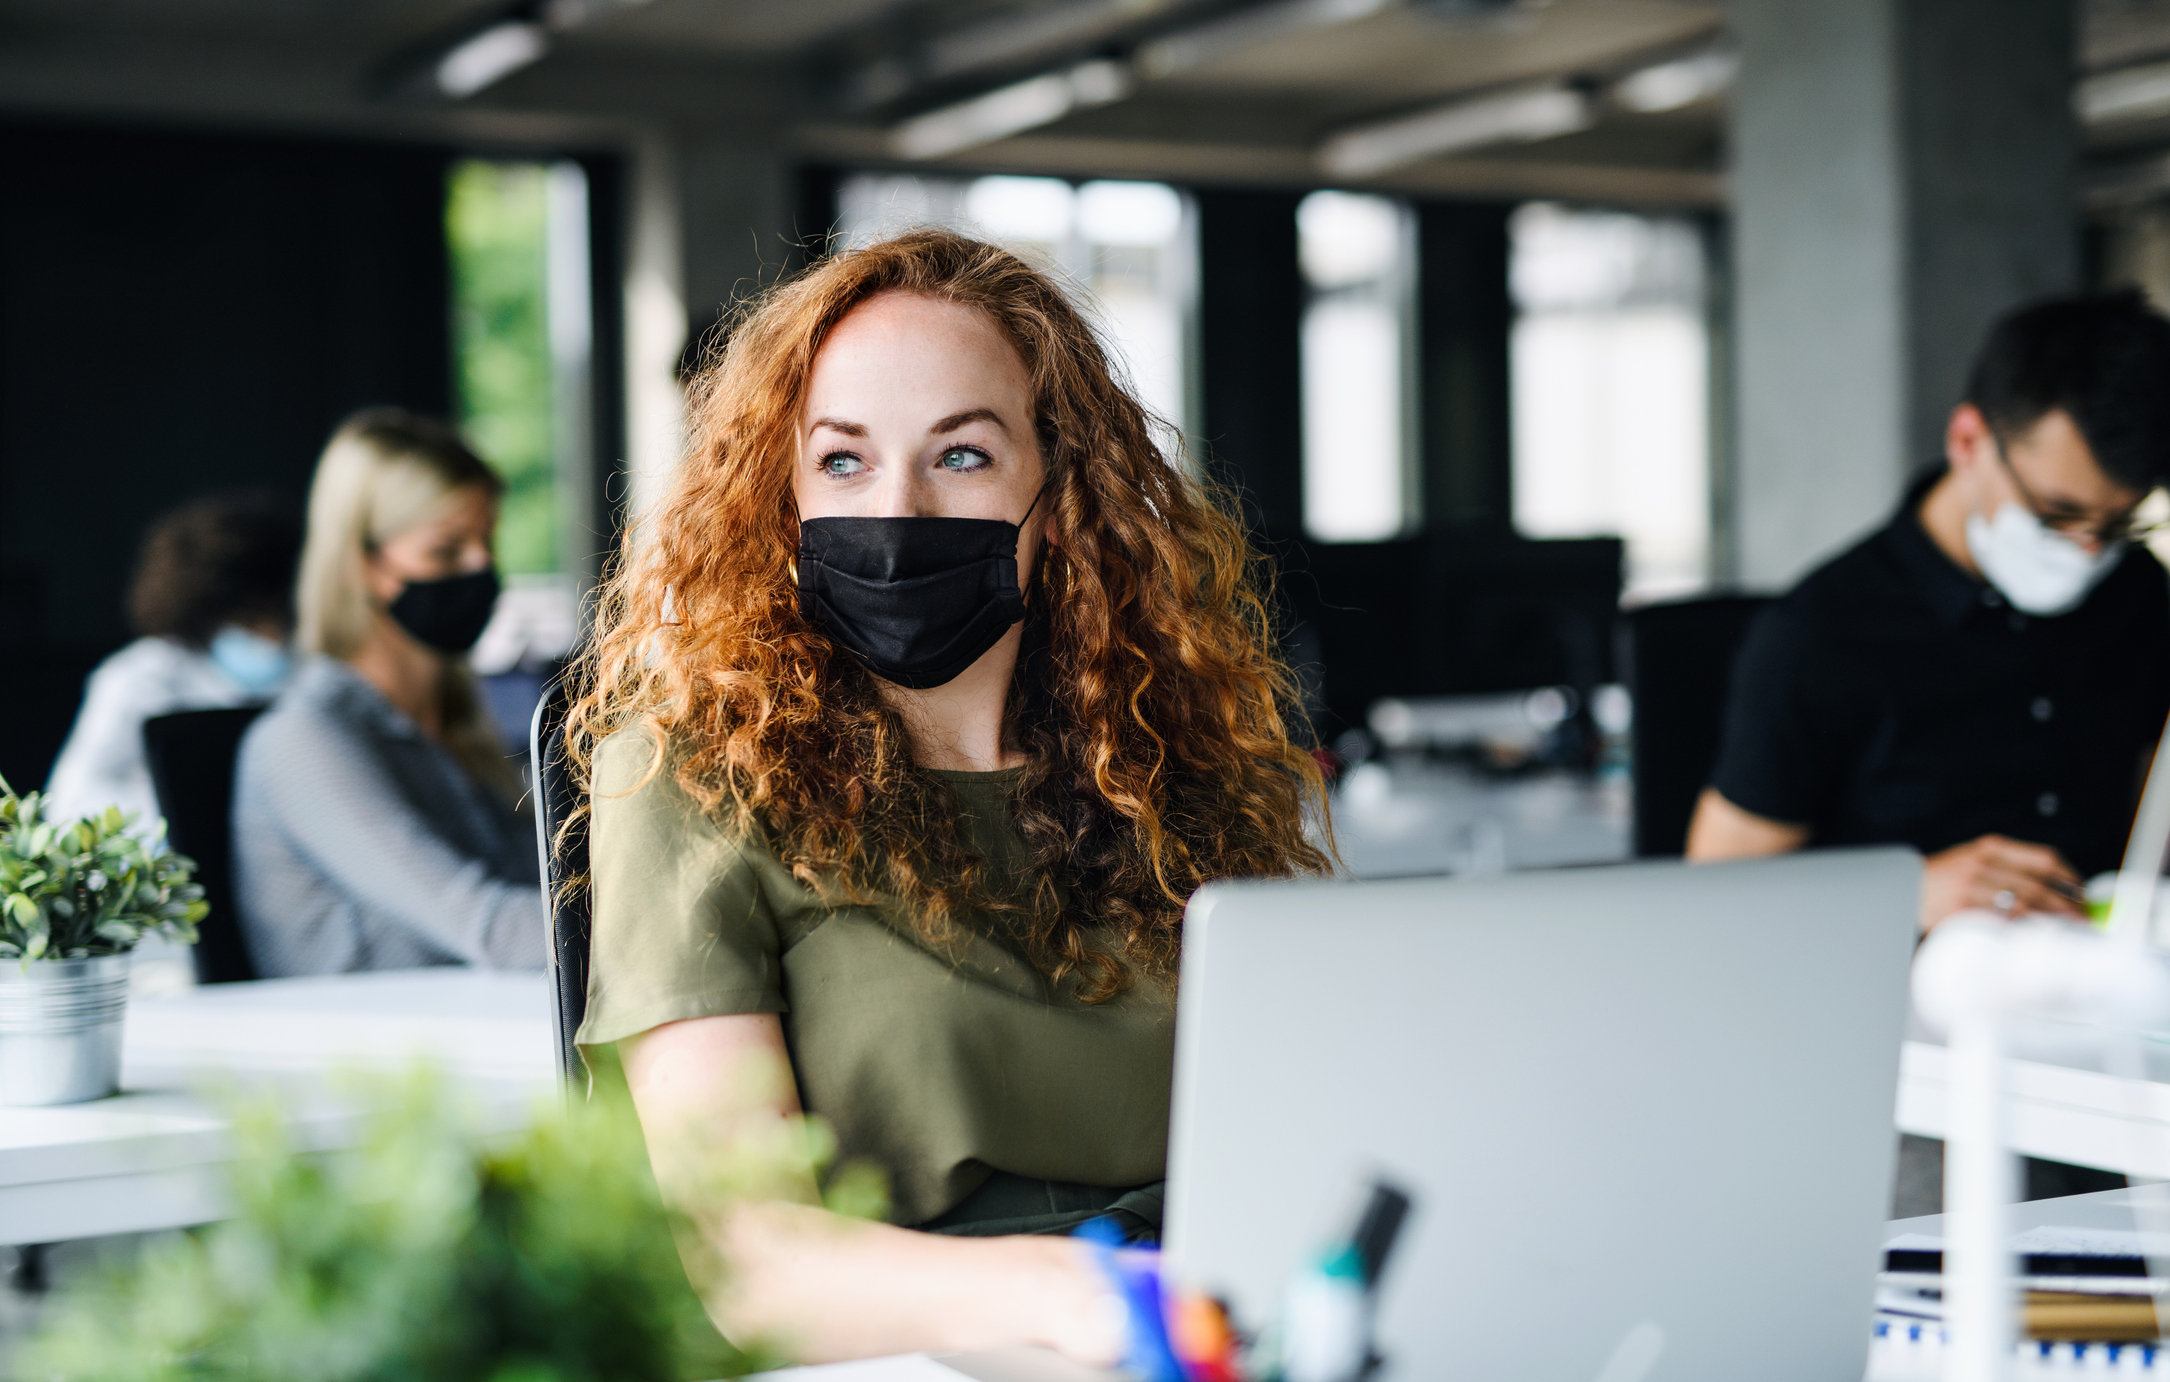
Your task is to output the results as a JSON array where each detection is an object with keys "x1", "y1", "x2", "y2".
[
  {"x1": 835, "y1": 172, "x2": 1197, "y2": 459},
  {"x1": 1509, "y1": 202, "x2": 1709, "y2": 600},
  {"x1": 1298, "y1": 191, "x2": 1417, "y2": 544},
  {"x1": 446, "y1": 158, "x2": 591, "y2": 675}
]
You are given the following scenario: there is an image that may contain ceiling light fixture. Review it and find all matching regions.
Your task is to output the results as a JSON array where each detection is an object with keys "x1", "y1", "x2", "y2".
[
  {"x1": 1318, "y1": 81, "x2": 1593, "y2": 178},
  {"x1": 434, "y1": 19, "x2": 550, "y2": 98},
  {"x1": 891, "y1": 59, "x2": 1133, "y2": 160},
  {"x1": 2078, "y1": 59, "x2": 2170, "y2": 126},
  {"x1": 1611, "y1": 46, "x2": 1737, "y2": 114}
]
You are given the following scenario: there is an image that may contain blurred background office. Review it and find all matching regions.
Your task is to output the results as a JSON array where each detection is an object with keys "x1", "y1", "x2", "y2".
[{"x1": 3, "y1": 0, "x2": 2170, "y2": 881}]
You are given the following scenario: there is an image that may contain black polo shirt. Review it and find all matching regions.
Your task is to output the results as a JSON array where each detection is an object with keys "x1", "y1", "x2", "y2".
[{"x1": 1709, "y1": 468, "x2": 2170, "y2": 876}]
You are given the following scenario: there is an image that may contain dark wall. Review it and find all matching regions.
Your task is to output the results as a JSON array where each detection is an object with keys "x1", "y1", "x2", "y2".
[{"x1": 0, "y1": 121, "x2": 456, "y2": 790}]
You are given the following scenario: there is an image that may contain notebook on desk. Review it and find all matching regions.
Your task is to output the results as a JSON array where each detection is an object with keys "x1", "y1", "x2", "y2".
[{"x1": 1163, "y1": 848, "x2": 1922, "y2": 1382}]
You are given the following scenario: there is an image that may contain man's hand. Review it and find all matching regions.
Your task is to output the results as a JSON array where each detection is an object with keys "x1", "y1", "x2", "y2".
[{"x1": 1920, "y1": 834, "x2": 2085, "y2": 932}]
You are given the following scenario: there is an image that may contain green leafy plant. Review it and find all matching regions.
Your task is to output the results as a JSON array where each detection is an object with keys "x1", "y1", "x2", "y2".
[
  {"x1": 28, "y1": 1067, "x2": 804, "y2": 1382},
  {"x1": 449, "y1": 158, "x2": 557, "y2": 578},
  {"x1": 0, "y1": 774, "x2": 205, "y2": 968}
]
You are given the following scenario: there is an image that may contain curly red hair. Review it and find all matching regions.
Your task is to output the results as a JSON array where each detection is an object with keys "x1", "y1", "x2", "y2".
[{"x1": 568, "y1": 228, "x2": 1330, "y2": 1000}]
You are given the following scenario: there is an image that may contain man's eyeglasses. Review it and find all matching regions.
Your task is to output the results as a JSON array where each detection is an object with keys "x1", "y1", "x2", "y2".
[{"x1": 1989, "y1": 432, "x2": 2166, "y2": 545}]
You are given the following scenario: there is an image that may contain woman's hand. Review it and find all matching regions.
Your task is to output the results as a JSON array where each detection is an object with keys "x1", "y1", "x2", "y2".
[
  {"x1": 716, "y1": 1206, "x2": 1129, "y2": 1365},
  {"x1": 620, "y1": 1014, "x2": 1129, "y2": 1366}
]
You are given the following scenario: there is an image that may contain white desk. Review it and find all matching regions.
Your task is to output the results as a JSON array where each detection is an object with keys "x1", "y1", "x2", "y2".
[
  {"x1": 0, "y1": 968, "x2": 556, "y2": 1244},
  {"x1": 1330, "y1": 760, "x2": 1631, "y2": 879},
  {"x1": 1897, "y1": 1021, "x2": 2170, "y2": 1179},
  {"x1": 765, "y1": 1189, "x2": 2170, "y2": 1382}
]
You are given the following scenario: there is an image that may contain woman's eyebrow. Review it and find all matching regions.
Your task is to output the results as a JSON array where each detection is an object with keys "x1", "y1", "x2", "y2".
[
  {"x1": 809, "y1": 416, "x2": 867, "y2": 437},
  {"x1": 931, "y1": 407, "x2": 1010, "y2": 436}
]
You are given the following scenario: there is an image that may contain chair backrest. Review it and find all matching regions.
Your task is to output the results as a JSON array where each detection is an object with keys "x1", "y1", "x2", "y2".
[
  {"x1": 1620, "y1": 595, "x2": 1774, "y2": 858},
  {"x1": 530, "y1": 677, "x2": 590, "y2": 1085},
  {"x1": 141, "y1": 706, "x2": 266, "y2": 984}
]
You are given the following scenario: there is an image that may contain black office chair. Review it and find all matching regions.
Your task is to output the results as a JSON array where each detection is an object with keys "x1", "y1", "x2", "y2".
[
  {"x1": 1619, "y1": 595, "x2": 1774, "y2": 858},
  {"x1": 141, "y1": 706, "x2": 266, "y2": 984},
  {"x1": 530, "y1": 677, "x2": 590, "y2": 1086}
]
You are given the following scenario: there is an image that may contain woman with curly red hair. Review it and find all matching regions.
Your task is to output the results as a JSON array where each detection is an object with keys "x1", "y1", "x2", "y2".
[{"x1": 568, "y1": 228, "x2": 1329, "y2": 1363}]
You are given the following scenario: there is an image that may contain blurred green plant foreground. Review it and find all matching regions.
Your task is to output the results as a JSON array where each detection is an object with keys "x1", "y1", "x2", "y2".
[{"x1": 28, "y1": 1068, "x2": 869, "y2": 1382}]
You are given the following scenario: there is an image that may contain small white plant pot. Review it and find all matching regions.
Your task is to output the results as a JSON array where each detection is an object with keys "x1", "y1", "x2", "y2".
[{"x1": 0, "y1": 953, "x2": 131, "y2": 1105}]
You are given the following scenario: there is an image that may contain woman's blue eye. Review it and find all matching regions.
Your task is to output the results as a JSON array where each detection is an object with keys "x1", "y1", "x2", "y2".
[
  {"x1": 820, "y1": 452, "x2": 866, "y2": 476},
  {"x1": 939, "y1": 447, "x2": 989, "y2": 470}
]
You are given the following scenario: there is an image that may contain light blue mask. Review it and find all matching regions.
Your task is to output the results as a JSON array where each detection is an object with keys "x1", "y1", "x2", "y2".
[{"x1": 209, "y1": 626, "x2": 293, "y2": 695}]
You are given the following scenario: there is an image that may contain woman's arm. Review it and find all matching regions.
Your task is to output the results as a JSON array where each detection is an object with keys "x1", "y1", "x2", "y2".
[
  {"x1": 620, "y1": 1013, "x2": 1125, "y2": 1366},
  {"x1": 242, "y1": 707, "x2": 545, "y2": 970}
]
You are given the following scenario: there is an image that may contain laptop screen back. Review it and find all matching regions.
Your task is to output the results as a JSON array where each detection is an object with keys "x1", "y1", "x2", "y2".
[{"x1": 1163, "y1": 848, "x2": 1918, "y2": 1382}]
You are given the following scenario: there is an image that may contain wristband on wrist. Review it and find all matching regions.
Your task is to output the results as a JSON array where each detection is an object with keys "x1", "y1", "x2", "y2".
[{"x1": 1075, "y1": 1217, "x2": 1242, "y2": 1382}]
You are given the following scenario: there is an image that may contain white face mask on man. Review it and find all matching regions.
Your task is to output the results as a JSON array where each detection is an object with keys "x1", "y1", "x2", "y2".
[{"x1": 1963, "y1": 501, "x2": 2123, "y2": 617}]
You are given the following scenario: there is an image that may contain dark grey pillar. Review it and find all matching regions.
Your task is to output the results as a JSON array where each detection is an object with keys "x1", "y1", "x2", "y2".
[
  {"x1": 1195, "y1": 189, "x2": 1306, "y2": 541},
  {"x1": 1728, "y1": 0, "x2": 2078, "y2": 588},
  {"x1": 1415, "y1": 201, "x2": 1514, "y2": 532},
  {"x1": 676, "y1": 130, "x2": 797, "y2": 362}
]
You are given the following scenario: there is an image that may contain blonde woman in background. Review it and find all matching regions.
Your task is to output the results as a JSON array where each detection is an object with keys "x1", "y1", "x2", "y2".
[{"x1": 232, "y1": 408, "x2": 545, "y2": 976}]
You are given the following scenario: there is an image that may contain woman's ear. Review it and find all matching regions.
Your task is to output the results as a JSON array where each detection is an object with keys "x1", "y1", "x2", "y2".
[
  {"x1": 1042, "y1": 515, "x2": 1060, "y2": 549},
  {"x1": 358, "y1": 544, "x2": 403, "y2": 606}
]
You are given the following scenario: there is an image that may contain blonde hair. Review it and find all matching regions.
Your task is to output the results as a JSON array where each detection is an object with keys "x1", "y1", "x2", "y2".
[{"x1": 296, "y1": 407, "x2": 512, "y2": 797}]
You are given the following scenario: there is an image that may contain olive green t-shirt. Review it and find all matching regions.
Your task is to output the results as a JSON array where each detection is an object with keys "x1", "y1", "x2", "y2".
[{"x1": 574, "y1": 730, "x2": 1176, "y2": 1227}]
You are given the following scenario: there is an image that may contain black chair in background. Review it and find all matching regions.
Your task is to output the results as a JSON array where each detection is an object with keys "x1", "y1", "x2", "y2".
[
  {"x1": 530, "y1": 677, "x2": 590, "y2": 1085},
  {"x1": 1620, "y1": 595, "x2": 1774, "y2": 858},
  {"x1": 142, "y1": 706, "x2": 266, "y2": 984}
]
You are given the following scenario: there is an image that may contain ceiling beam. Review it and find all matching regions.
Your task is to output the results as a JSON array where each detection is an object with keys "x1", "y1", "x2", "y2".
[{"x1": 801, "y1": 123, "x2": 1726, "y2": 208}]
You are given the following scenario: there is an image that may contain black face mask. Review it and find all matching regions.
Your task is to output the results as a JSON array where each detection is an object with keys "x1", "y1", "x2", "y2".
[
  {"x1": 797, "y1": 499, "x2": 1040, "y2": 690},
  {"x1": 388, "y1": 568, "x2": 500, "y2": 655}
]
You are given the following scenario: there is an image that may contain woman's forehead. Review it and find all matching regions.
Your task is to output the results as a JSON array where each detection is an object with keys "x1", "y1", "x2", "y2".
[
  {"x1": 808, "y1": 294, "x2": 1029, "y2": 402},
  {"x1": 384, "y1": 484, "x2": 494, "y2": 541}
]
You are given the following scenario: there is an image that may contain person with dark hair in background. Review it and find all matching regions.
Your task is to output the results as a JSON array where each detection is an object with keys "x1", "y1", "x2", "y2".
[
  {"x1": 1689, "y1": 290, "x2": 2170, "y2": 930},
  {"x1": 1691, "y1": 289, "x2": 2170, "y2": 1211},
  {"x1": 45, "y1": 494, "x2": 302, "y2": 826}
]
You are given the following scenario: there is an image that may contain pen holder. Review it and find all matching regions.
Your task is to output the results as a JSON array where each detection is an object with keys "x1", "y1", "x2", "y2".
[{"x1": 0, "y1": 953, "x2": 131, "y2": 1105}]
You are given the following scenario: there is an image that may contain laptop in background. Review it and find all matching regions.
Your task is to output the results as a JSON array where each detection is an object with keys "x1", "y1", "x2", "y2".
[{"x1": 1164, "y1": 848, "x2": 1920, "y2": 1382}]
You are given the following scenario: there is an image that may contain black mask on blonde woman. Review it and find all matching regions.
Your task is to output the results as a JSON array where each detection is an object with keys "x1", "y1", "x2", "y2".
[
  {"x1": 388, "y1": 568, "x2": 501, "y2": 654},
  {"x1": 797, "y1": 491, "x2": 1043, "y2": 690}
]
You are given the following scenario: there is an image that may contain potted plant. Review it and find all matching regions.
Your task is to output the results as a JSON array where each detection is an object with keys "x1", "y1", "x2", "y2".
[
  {"x1": 0, "y1": 775, "x2": 206, "y2": 1105},
  {"x1": 25, "y1": 1070, "x2": 877, "y2": 1380}
]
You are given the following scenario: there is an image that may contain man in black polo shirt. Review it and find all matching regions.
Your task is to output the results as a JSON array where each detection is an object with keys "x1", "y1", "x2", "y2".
[{"x1": 1689, "y1": 291, "x2": 2170, "y2": 932}]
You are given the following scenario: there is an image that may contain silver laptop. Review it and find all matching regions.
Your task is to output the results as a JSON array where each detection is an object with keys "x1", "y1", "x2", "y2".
[{"x1": 1163, "y1": 848, "x2": 1920, "y2": 1382}]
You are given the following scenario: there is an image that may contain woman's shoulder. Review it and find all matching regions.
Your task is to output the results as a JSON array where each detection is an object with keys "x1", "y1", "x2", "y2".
[
  {"x1": 589, "y1": 726, "x2": 777, "y2": 866},
  {"x1": 239, "y1": 659, "x2": 397, "y2": 769},
  {"x1": 85, "y1": 637, "x2": 234, "y2": 705},
  {"x1": 591, "y1": 723, "x2": 667, "y2": 795},
  {"x1": 585, "y1": 727, "x2": 812, "y2": 970}
]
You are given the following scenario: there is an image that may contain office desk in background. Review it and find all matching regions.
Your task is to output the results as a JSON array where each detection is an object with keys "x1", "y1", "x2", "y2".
[
  {"x1": 1330, "y1": 759, "x2": 1631, "y2": 878},
  {"x1": 1899, "y1": 1021, "x2": 2170, "y2": 1180},
  {"x1": 0, "y1": 968, "x2": 555, "y2": 1244}
]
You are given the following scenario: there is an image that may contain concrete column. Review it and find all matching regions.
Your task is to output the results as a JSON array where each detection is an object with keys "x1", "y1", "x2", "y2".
[
  {"x1": 1195, "y1": 189, "x2": 1305, "y2": 540},
  {"x1": 1728, "y1": 0, "x2": 2077, "y2": 589},
  {"x1": 622, "y1": 132, "x2": 687, "y2": 525},
  {"x1": 1415, "y1": 201, "x2": 1513, "y2": 532},
  {"x1": 676, "y1": 132, "x2": 796, "y2": 355},
  {"x1": 619, "y1": 128, "x2": 796, "y2": 524}
]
